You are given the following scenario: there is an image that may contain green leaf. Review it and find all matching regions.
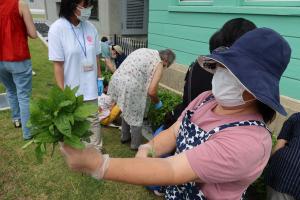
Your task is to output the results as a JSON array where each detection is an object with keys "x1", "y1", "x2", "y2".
[
  {"x1": 69, "y1": 115, "x2": 74, "y2": 126},
  {"x1": 54, "y1": 110, "x2": 59, "y2": 117},
  {"x1": 34, "y1": 130, "x2": 57, "y2": 143},
  {"x1": 35, "y1": 144, "x2": 45, "y2": 163},
  {"x1": 29, "y1": 101, "x2": 48, "y2": 123},
  {"x1": 58, "y1": 100, "x2": 76, "y2": 114},
  {"x1": 38, "y1": 98, "x2": 55, "y2": 113},
  {"x1": 81, "y1": 130, "x2": 93, "y2": 141},
  {"x1": 76, "y1": 95, "x2": 84, "y2": 107},
  {"x1": 72, "y1": 120, "x2": 90, "y2": 137},
  {"x1": 49, "y1": 124, "x2": 55, "y2": 135},
  {"x1": 53, "y1": 114, "x2": 72, "y2": 137},
  {"x1": 71, "y1": 86, "x2": 79, "y2": 94},
  {"x1": 58, "y1": 100, "x2": 73, "y2": 108},
  {"x1": 29, "y1": 101, "x2": 40, "y2": 117},
  {"x1": 30, "y1": 127, "x2": 49, "y2": 138},
  {"x1": 48, "y1": 86, "x2": 67, "y2": 111},
  {"x1": 74, "y1": 103, "x2": 97, "y2": 121},
  {"x1": 41, "y1": 143, "x2": 46, "y2": 153},
  {"x1": 63, "y1": 86, "x2": 76, "y2": 103},
  {"x1": 64, "y1": 135, "x2": 85, "y2": 149}
]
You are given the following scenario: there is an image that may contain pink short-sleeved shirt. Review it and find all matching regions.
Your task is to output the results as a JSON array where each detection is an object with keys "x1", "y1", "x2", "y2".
[{"x1": 178, "y1": 91, "x2": 272, "y2": 200}]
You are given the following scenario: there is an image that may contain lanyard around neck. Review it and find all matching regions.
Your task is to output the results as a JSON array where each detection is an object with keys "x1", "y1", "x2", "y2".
[{"x1": 70, "y1": 22, "x2": 87, "y2": 57}]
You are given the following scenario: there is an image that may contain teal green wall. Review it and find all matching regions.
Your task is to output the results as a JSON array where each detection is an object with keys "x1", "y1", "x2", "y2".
[{"x1": 148, "y1": 0, "x2": 300, "y2": 100}]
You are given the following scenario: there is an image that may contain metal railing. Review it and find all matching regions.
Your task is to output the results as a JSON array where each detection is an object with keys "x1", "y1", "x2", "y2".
[{"x1": 113, "y1": 34, "x2": 148, "y2": 56}]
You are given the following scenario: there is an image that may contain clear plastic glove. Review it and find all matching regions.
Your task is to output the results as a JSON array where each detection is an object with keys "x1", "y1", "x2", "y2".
[
  {"x1": 135, "y1": 143, "x2": 153, "y2": 158},
  {"x1": 154, "y1": 100, "x2": 163, "y2": 110},
  {"x1": 60, "y1": 143, "x2": 110, "y2": 180},
  {"x1": 97, "y1": 78, "x2": 104, "y2": 96}
]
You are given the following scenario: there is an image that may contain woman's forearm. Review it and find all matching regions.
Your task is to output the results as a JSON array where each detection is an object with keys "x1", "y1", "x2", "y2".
[
  {"x1": 97, "y1": 55, "x2": 102, "y2": 77},
  {"x1": 104, "y1": 154, "x2": 198, "y2": 185},
  {"x1": 105, "y1": 58, "x2": 116, "y2": 73},
  {"x1": 148, "y1": 94, "x2": 159, "y2": 104},
  {"x1": 148, "y1": 62, "x2": 163, "y2": 103},
  {"x1": 146, "y1": 122, "x2": 179, "y2": 157},
  {"x1": 53, "y1": 62, "x2": 64, "y2": 89}
]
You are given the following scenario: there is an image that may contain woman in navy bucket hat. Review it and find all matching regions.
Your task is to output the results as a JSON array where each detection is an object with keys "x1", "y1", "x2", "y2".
[
  {"x1": 59, "y1": 28, "x2": 291, "y2": 200},
  {"x1": 199, "y1": 27, "x2": 291, "y2": 116}
]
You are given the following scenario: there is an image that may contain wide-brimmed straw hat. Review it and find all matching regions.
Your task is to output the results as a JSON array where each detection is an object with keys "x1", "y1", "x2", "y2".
[
  {"x1": 198, "y1": 28, "x2": 291, "y2": 115},
  {"x1": 112, "y1": 45, "x2": 124, "y2": 55}
]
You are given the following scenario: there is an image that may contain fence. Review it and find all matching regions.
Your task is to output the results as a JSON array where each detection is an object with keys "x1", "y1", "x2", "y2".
[{"x1": 113, "y1": 35, "x2": 148, "y2": 56}]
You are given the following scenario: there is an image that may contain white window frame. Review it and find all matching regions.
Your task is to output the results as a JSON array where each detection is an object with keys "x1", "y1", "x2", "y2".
[
  {"x1": 178, "y1": 0, "x2": 213, "y2": 6},
  {"x1": 242, "y1": 0, "x2": 300, "y2": 6}
]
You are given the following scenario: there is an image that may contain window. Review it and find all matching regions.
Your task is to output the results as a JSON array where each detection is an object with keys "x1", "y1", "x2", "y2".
[
  {"x1": 180, "y1": 0, "x2": 211, "y2": 1},
  {"x1": 90, "y1": 0, "x2": 99, "y2": 20},
  {"x1": 177, "y1": 0, "x2": 213, "y2": 6},
  {"x1": 242, "y1": 0, "x2": 300, "y2": 6},
  {"x1": 121, "y1": 0, "x2": 149, "y2": 35}
]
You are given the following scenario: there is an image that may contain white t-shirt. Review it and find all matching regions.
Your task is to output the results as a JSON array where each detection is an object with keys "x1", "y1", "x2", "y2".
[{"x1": 48, "y1": 18, "x2": 101, "y2": 101}]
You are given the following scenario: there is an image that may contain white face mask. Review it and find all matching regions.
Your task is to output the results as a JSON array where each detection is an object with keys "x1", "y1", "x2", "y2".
[
  {"x1": 212, "y1": 67, "x2": 246, "y2": 107},
  {"x1": 76, "y1": 6, "x2": 92, "y2": 21}
]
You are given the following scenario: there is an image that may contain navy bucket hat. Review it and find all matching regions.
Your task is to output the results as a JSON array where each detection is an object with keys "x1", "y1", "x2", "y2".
[{"x1": 198, "y1": 28, "x2": 291, "y2": 116}]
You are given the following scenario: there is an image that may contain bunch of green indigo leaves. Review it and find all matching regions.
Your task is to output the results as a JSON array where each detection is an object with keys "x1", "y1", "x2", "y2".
[{"x1": 22, "y1": 86, "x2": 97, "y2": 162}]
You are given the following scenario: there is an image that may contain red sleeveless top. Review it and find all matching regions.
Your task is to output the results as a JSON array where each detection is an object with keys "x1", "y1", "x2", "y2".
[{"x1": 0, "y1": 0, "x2": 30, "y2": 61}]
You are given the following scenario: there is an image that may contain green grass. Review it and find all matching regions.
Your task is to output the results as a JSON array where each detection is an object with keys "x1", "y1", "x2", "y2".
[
  {"x1": 0, "y1": 39, "x2": 161, "y2": 200},
  {"x1": 0, "y1": 84, "x2": 4, "y2": 93},
  {"x1": 32, "y1": 14, "x2": 45, "y2": 19}
]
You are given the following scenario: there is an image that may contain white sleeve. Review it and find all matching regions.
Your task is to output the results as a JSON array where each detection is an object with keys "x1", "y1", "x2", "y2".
[
  {"x1": 95, "y1": 30, "x2": 101, "y2": 55},
  {"x1": 48, "y1": 24, "x2": 65, "y2": 61}
]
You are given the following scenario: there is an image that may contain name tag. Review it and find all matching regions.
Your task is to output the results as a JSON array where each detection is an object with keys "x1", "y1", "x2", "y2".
[
  {"x1": 83, "y1": 65, "x2": 94, "y2": 72},
  {"x1": 82, "y1": 59, "x2": 94, "y2": 72}
]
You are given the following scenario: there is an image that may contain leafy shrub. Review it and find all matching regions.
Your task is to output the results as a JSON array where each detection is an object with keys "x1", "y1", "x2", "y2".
[
  {"x1": 100, "y1": 58, "x2": 113, "y2": 82},
  {"x1": 102, "y1": 71, "x2": 112, "y2": 82},
  {"x1": 148, "y1": 89, "x2": 182, "y2": 130}
]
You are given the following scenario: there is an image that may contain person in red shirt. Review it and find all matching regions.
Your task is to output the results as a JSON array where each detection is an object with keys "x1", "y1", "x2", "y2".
[{"x1": 0, "y1": 0, "x2": 37, "y2": 140}]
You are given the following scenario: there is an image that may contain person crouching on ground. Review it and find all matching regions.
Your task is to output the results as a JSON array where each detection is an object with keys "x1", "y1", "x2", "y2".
[
  {"x1": 60, "y1": 28, "x2": 291, "y2": 200},
  {"x1": 98, "y1": 79, "x2": 121, "y2": 127}
]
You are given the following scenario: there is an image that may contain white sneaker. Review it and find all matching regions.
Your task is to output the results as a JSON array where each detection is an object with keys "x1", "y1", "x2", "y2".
[{"x1": 107, "y1": 122, "x2": 121, "y2": 128}]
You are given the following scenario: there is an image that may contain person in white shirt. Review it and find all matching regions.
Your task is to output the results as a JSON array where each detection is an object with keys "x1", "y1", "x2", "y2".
[{"x1": 48, "y1": 0, "x2": 103, "y2": 149}]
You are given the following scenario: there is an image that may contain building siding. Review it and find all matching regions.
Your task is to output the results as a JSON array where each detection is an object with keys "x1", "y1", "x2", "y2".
[
  {"x1": 25, "y1": 0, "x2": 45, "y2": 10},
  {"x1": 148, "y1": 0, "x2": 300, "y2": 100}
]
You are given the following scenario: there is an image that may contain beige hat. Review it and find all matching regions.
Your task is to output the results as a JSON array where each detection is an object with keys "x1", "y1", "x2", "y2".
[{"x1": 112, "y1": 45, "x2": 124, "y2": 55}]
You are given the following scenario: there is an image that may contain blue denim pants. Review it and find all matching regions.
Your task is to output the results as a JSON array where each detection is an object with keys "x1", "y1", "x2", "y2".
[{"x1": 0, "y1": 60, "x2": 32, "y2": 139}]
